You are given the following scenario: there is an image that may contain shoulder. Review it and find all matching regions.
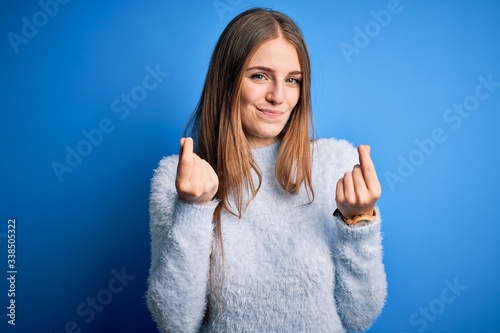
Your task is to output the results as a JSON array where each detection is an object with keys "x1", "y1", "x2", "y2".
[{"x1": 312, "y1": 138, "x2": 358, "y2": 171}]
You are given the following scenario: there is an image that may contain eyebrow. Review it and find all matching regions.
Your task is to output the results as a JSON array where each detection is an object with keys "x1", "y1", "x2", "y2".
[{"x1": 246, "y1": 66, "x2": 302, "y2": 75}]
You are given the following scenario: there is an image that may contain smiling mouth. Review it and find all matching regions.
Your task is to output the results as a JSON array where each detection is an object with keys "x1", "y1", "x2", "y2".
[{"x1": 257, "y1": 108, "x2": 284, "y2": 118}]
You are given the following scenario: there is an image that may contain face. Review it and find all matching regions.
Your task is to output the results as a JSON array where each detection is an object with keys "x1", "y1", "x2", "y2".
[{"x1": 239, "y1": 37, "x2": 302, "y2": 148}]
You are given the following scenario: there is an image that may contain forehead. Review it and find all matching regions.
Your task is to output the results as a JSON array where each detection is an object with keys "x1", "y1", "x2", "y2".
[{"x1": 247, "y1": 37, "x2": 301, "y2": 70}]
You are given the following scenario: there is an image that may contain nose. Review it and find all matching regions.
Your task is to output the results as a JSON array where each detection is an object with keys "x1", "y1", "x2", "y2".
[{"x1": 265, "y1": 81, "x2": 284, "y2": 105}]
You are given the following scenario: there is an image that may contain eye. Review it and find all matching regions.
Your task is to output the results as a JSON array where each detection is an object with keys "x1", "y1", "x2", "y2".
[
  {"x1": 286, "y1": 77, "x2": 301, "y2": 85},
  {"x1": 250, "y1": 73, "x2": 267, "y2": 81}
]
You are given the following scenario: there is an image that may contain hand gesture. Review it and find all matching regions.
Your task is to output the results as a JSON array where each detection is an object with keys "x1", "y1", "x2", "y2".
[
  {"x1": 175, "y1": 137, "x2": 219, "y2": 204},
  {"x1": 335, "y1": 145, "x2": 381, "y2": 219}
]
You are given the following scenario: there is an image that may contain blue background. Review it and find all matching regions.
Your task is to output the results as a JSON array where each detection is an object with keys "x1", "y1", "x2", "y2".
[{"x1": 1, "y1": 0, "x2": 499, "y2": 332}]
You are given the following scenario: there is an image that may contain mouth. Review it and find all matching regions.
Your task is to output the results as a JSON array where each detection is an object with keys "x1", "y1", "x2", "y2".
[{"x1": 257, "y1": 107, "x2": 285, "y2": 119}]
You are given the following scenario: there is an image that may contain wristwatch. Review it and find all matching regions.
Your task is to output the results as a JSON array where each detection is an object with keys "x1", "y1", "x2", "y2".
[{"x1": 333, "y1": 208, "x2": 376, "y2": 227}]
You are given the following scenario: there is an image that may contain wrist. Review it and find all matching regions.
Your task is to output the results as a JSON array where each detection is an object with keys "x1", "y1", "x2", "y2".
[{"x1": 333, "y1": 208, "x2": 376, "y2": 226}]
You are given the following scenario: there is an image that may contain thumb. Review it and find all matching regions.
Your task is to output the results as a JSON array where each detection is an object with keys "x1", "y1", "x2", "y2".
[
  {"x1": 177, "y1": 137, "x2": 194, "y2": 181},
  {"x1": 358, "y1": 145, "x2": 373, "y2": 169},
  {"x1": 179, "y1": 137, "x2": 194, "y2": 158},
  {"x1": 178, "y1": 137, "x2": 186, "y2": 160}
]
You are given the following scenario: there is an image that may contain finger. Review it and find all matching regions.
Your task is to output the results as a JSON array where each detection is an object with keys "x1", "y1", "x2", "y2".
[
  {"x1": 178, "y1": 137, "x2": 190, "y2": 161},
  {"x1": 342, "y1": 171, "x2": 355, "y2": 203},
  {"x1": 352, "y1": 164, "x2": 368, "y2": 196},
  {"x1": 202, "y1": 160, "x2": 217, "y2": 195},
  {"x1": 189, "y1": 157, "x2": 204, "y2": 191},
  {"x1": 357, "y1": 145, "x2": 373, "y2": 170},
  {"x1": 336, "y1": 178, "x2": 345, "y2": 204},
  {"x1": 357, "y1": 145, "x2": 380, "y2": 191},
  {"x1": 177, "y1": 137, "x2": 194, "y2": 182},
  {"x1": 182, "y1": 137, "x2": 194, "y2": 158}
]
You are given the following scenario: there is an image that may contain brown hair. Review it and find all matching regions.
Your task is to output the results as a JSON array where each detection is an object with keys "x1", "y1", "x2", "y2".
[{"x1": 185, "y1": 6, "x2": 315, "y2": 307}]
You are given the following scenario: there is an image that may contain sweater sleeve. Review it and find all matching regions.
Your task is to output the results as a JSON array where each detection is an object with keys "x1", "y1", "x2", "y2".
[
  {"x1": 314, "y1": 138, "x2": 387, "y2": 331},
  {"x1": 146, "y1": 155, "x2": 216, "y2": 333},
  {"x1": 332, "y1": 211, "x2": 387, "y2": 332}
]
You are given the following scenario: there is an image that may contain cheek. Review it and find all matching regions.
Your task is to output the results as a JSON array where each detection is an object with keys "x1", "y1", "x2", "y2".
[
  {"x1": 239, "y1": 92, "x2": 252, "y2": 108},
  {"x1": 240, "y1": 82, "x2": 266, "y2": 106},
  {"x1": 287, "y1": 89, "x2": 301, "y2": 108},
  {"x1": 239, "y1": 84, "x2": 256, "y2": 126}
]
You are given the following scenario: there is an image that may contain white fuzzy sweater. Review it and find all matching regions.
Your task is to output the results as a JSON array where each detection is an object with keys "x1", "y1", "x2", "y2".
[{"x1": 147, "y1": 138, "x2": 387, "y2": 332}]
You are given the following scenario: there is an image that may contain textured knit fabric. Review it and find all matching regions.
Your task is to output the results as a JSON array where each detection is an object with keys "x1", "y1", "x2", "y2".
[{"x1": 147, "y1": 138, "x2": 387, "y2": 333}]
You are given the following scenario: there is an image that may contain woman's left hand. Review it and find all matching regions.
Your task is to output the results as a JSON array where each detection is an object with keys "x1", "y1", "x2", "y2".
[{"x1": 335, "y1": 145, "x2": 382, "y2": 219}]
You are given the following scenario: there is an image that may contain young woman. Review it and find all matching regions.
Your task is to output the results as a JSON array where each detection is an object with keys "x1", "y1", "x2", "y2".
[{"x1": 147, "y1": 8, "x2": 386, "y2": 332}]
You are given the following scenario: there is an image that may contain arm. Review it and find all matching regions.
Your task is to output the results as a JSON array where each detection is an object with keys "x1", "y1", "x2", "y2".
[
  {"x1": 332, "y1": 210, "x2": 387, "y2": 331},
  {"x1": 333, "y1": 144, "x2": 386, "y2": 330},
  {"x1": 147, "y1": 139, "x2": 218, "y2": 333}
]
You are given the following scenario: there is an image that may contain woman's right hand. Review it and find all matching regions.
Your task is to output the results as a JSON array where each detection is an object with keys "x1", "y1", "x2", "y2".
[{"x1": 175, "y1": 137, "x2": 219, "y2": 204}]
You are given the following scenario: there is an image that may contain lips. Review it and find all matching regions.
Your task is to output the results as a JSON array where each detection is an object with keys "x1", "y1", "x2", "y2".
[{"x1": 257, "y1": 107, "x2": 284, "y2": 119}]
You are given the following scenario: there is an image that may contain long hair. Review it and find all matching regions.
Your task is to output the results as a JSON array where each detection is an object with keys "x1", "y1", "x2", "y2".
[{"x1": 185, "y1": 7, "x2": 315, "y2": 309}]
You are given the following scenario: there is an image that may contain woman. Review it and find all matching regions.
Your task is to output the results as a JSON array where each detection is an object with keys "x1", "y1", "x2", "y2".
[{"x1": 147, "y1": 7, "x2": 386, "y2": 332}]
